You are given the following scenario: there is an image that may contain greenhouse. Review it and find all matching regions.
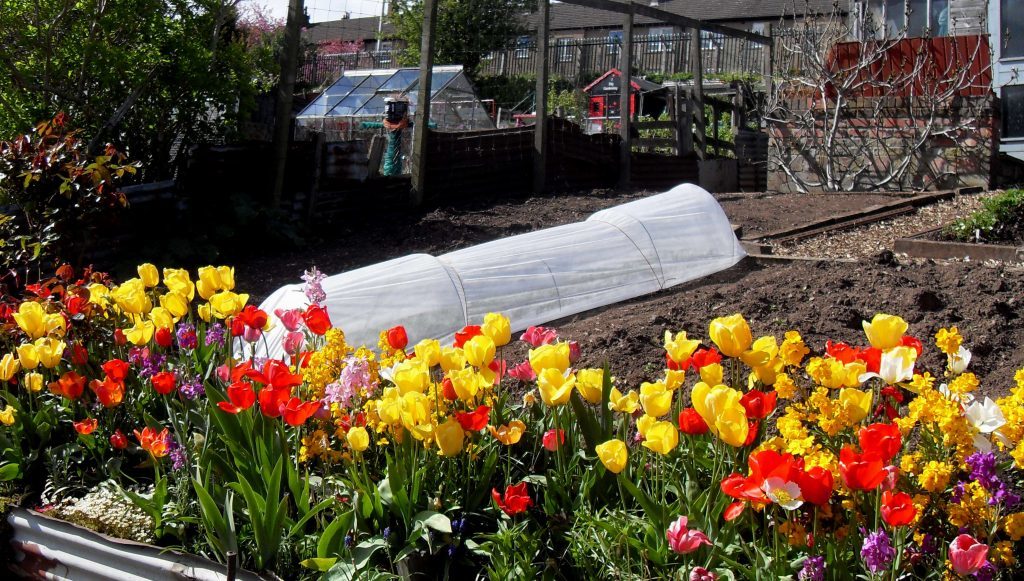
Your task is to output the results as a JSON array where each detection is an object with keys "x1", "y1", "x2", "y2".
[
  {"x1": 257, "y1": 184, "x2": 745, "y2": 355},
  {"x1": 295, "y1": 65, "x2": 495, "y2": 139}
]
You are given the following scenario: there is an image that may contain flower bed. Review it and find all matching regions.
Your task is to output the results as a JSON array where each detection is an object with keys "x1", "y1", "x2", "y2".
[{"x1": 1, "y1": 264, "x2": 1023, "y2": 579}]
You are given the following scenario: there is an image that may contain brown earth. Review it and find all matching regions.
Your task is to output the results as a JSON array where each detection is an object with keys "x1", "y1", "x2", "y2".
[{"x1": 235, "y1": 188, "x2": 1024, "y2": 397}]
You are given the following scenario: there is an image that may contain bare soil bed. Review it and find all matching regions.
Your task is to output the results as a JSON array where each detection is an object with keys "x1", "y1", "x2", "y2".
[{"x1": 236, "y1": 188, "x2": 1024, "y2": 397}]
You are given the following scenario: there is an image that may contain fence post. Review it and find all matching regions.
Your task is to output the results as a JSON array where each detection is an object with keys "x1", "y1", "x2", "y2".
[
  {"x1": 410, "y1": 0, "x2": 438, "y2": 206},
  {"x1": 533, "y1": 0, "x2": 550, "y2": 194},
  {"x1": 619, "y1": 4, "x2": 634, "y2": 188},
  {"x1": 690, "y1": 27, "x2": 706, "y2": 161}
]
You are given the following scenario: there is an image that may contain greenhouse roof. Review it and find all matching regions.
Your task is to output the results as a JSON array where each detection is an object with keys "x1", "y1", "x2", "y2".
[{"x1": 297, "y1": 65, "x2": 467, "y2": 119}]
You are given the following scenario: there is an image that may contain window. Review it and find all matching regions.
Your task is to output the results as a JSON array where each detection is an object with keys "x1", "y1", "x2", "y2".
[
  {"x1": 1004, "y1": 85, "x2": 1024, "y2": 138},
  {"x1": 375, "y1": 40, "x2": 393, "y2": 66},
  {"x1": 867, "y1": 0, "x2": 948, "y2": 37},
  {"x1": 701, "y1": 32, "x2": 725, "y2": 50},
  {"x1": 646, "y1": 26, "x2": 674, "y2": 53},
  {"x1": 1003, "y1": 0, "x2": 1024, "y2": 58},
  {"x1": 607, "y1": 30, "x2": 623, "y2": 55},
  {"x1": 514, "y1": 36, "x2": 531, "y2": 59},
  {"x1": 556, "y1": 37, "x2": 575, "y2": 63}
]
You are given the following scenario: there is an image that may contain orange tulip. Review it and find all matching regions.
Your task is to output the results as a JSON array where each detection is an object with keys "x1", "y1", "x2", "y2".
[
  {"x1": 134, "y1": 427, "x2": 170, "y2": 458},
  {"x1": 90, "y1": 377, "x2": 125, "y2": 408}
]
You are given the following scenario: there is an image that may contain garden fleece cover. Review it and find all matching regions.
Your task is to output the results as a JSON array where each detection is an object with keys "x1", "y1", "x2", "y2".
[{"x1": 257, "y1": 184, "x2": 745, "y2": 356}]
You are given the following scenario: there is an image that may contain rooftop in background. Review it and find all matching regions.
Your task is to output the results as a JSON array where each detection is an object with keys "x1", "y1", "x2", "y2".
[{"x1": 304, "y1": 16, "x2": 395, "y2": 43}]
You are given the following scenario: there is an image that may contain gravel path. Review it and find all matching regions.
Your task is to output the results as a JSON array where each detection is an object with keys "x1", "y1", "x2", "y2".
[{"x1": 771, "y1": 191, "x2": 999, "y2": 259}]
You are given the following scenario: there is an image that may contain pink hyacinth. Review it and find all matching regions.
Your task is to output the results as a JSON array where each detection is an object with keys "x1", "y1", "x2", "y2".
[
  {"x1": 948, "y1": 534, "x2": 988, "y2": 576},
  {"x1": 666, "y1": 515, "x2": 712, "y2": 555},
  {"x1": 520, "y1": 325, "x2": 558, "y2": 347}
]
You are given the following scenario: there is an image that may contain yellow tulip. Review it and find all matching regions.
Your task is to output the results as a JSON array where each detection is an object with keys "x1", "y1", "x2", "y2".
[
  {"x1": 393, "y1": 361, "x2": 430, "y2": 395},
  {"x1": 692, "y1": 382, "x2": 749, "y2": 447},
  {"x1": 464, "y1": 335, "x2": 496, "y2": 368},
  {"x1": 740, "y1": 336, "x2": 778, "y2": 369},
  {"x1": 111, "y1": 278, "x2": 152, "y2": 315},
  {"x1": 137, "y1": 263, "x2": 160, "y2": 288},
  {"x1": 16, "y1": 343, "x2": 39, "y2": 370},
  {"x1": 639, "y1": 381, "x2": 672, "y2": 417},
  {"x1": 34, "y1": 338, "x2": 65, "y2": 369},
  {"x1": 378, "y1": 388, "x2": 403, "y2": 425},
  {"x1": 664, "y1": 330, "x2": 700, "y2": 364},
  {"x1": 434, "y1": 418, "x2": 464, "y2": 457},
  {"x1": 124, "y1": 319, "x2": 155, "y2": 346},
  {"x1": 709, "y1": 314, "x2": 753, "y2": 358},
  {"x1": 23, "y1": 372, "x2": 43, "y2": 393},
  {"x1": 0, "y1": 354, "x2": 21, "y2": 381},
  {"x1": 537, "y1": 368, "x2": 575, "y2": 407},
  {"x1": 664, "y1": 369, "x2": 686, "y2": 391},
  {"x1": 595, "y1": 439, "x2": 628, "y2": 473},
  {"x1": 481, "y1": 312, "x2": 512, "y2": 346},
  {"x1": 636, "y1": 414, "x2": 657, "y2": 437},
  {"x1": 400, "y1": 392, "x2": 431, "y2": 429},
  {"x1": 414, "y1": 339, "x2": 441, "y2": 367},
  {"x1": 87, "y1": 283, "x2": 111, "y2": 308},
  {"x1": 216, "y1": 266, "x2": 235, "y2": 291},
  {"x1": 608, "y1": 387, "x2": 640, "y2": 414},
  {"x1": 346, "y1": 426, "x2": 370, "y2": 452},
  {"x1": 528, "y1": 342, "x2": 570, "y2": 375},
  {"x1": 198, "y1": 303, "x2": 212, "y2": 322},
  {"x1": 149, "y1": 307, "x2": 175, "y2": 331},
  {"x1": 489, "y1": 420, "x2": 526, "y2": 445},
  {"x1": 752, "y1": 358, "x2": 784, "y2": 386},
  {"x1": 44, "y1": 313, "x2": 66, "y2": 337},
  {"x1": 642, "y1": 420, "x2": 679, "y2": 455},
  {"x1": 449, "y1": 367, "x2": 485, "y2": 401},
  {"x1": 160, "y1": 292, "x2": 190, "y2": 318},
  {"x1": 197, "y1": 266, "x2": 225, "y2": 300},
  {"x1": 208, "y1": 290, "x2": 248, "y2": 318},
  {"x1": 0, "y1": 405, "x2": 16, "y2": 426},
  {"x1": 439, "y1": 347, "x2": 466, "y2": 373},
  {"x1": 839, "y1": 388, "x2": 873, "y2": 424},
  {"x1": 862, "y1": 313, "x2": 908, "y2": 350},
  {"x1": 576, "y1": 368, "x2": 605, "y2": 404},
  {"x1": 409, "y1": 422, "x2": 435, "y2": 442},
  {"x1": 13, "y1": 302, "x2": 47, "y2": 340},
  {"x1": 700, "y1": 363, "x2": 723, "y2": 386},
  {"x1": 162, "y1": 268, "x2": 195, "y2": 301}
]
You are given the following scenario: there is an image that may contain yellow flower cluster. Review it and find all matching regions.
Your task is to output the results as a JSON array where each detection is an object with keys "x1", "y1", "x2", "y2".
[
  {"x1": 918, "y1": 461, "x2": 954, "y2": 493},
  {"x1": 946, "y1": 481, "x2": 993, "y2": 529},
  {"x1": 304, "y1": 329, "x2": 353, "y2": 399}
]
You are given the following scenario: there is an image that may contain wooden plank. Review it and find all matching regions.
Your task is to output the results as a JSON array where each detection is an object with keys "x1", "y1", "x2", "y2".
[
  {"x1": 690, "y1": 28, "x2": 705, "y2": 161},
  {"x1": 619, "y1": 4, "x2": 633, "y2": 188},
  {"x1": 634, "y1": 120, "x2": 677, "y2": 129},
  {"x1": 634, "y1": 138, "x2": 677, "y2": 148},
  {"x1": 534, "y1": 0, "x2": 550, "y2": 193},
  {"x1": 556, "y1": 0, "x2": 771, "y2": 44},
  {"x1": 894, "y1": 238, "x2": 1023, "y2": 262}
]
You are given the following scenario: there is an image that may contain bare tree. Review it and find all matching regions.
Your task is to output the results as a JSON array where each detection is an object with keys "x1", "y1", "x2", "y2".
[{"x1": 764, "y1": 1, "x2": 992, "y2": 192}]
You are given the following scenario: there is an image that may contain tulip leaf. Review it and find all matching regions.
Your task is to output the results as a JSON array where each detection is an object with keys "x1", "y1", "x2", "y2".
[
  {"x1": 0, "y1": 463, "x2": 20, "y2": 481},
  {"x1": 412, "y1": 510, "x2": 452, "y2": 534},
  {"x1": 300, "y1": 557, "x2": 337, "y2": 571},
  {"x1": 569, "y1": 390, "x2": 602, "y2": 454},
  {"x1": 317, "y1": 510, "x2": 353, "y2": 558},
  {"x1": 617, "y1": 474, "x2": 665, "y2": 525},
  {"x1": 352, "y1": 536, "x2": 387, "y2": 569}
]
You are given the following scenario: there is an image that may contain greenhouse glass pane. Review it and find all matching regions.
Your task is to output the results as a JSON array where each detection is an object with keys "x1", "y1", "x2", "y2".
[
  {"x1": 355, "y1": 95, "x2": 388, "y2": 116},
  {"x1": 380, "y1": 69, "x2": 420, "y2": 91},
  {"x1": 330, "y1": 93, "x2": 375, "y2": 116}
]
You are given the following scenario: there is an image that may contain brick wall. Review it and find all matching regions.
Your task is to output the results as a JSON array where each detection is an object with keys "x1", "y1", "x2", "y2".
[{"x1": 767, "y1": 93, "x2": 999, "y2": 192}]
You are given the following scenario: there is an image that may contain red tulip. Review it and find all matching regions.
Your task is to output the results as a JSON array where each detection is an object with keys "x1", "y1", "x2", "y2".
[
  {"x1": 740, "y1": 390, "x2": 777, "y2": 420},
  {"x1": 217, "y1": 381, "x2": 257, "y2": 414},
  {"x1": 542, "y1": 428, "x2": 565, "y2": 451},
  {"x1": 678, "y1": 407, "x2": 709, "y2": 435},
  {"x1": 113, "y1": 328, "x2": 127, "y2": 346},
  {"x1": 49, "y1": 371, "x2": 87, "y2": 400},
  {"x1": 258, "y1": 386, "x2": 291, "y2": 418},
  {"x1": 721, "y1": 473, "x2": 765, "y2": 503},
  {"x1": 859, "y1": 423, "x2": 902, "y2": 463},
  {"x1": 90, "y1": 377, "x2": 125, "y2": 408},
  {"x1": 65, "y1": 295, "x2": 87, "y2": 316},
  {"x1": 237, "y1": 305, "x2": 269, "y2": 331},
  {"x1": 825, "y1": 341, "x2": 861, "y2": 364},
  {"x1": 302, "y1": 304, "x2": 332, "y2": 336},
  {"x1": 151, "y1": 371, "x2": 177, "y2": 395},
  {"x1": 797, "y1": 466, "x2": 834, "y2": 506},
  {"x1": 109, "y1": 429, "x2": 128, "y2": 449},
  {"x1": 860, "y1": 347, "x2": 882, "y2": 374},
  {"x1": 455, "y1": 405, "x2": 490, "y2": 432},
  {"x1": 492, "y1": 482, "x2": 533, "y2": 515},
  {"x1": 881, "y1": 490, "x2": 916, "y2": 527},
  {"x1": 839, "y1": 445, "x2": 887, "y2": 491},
  {"x1": 101, "y1": 359, "x2": 130, "y2": 382},
  {"x1": 723, "y1": 501, "x2": 746, "y2": 521},
  {"x1": 281, "y1": 397, "x2": 319, "y2": 426},
  {"x1": 386, "y1": 325, "x2": 408, "y2": 350},
  {"x1": 246, "y1": 359, "x2": 303, "y2": 390},
  {"x1": 154, "y1": 327, "x2": 173, "y2": 348},
  {"x1": 900, "y1": 335, "x2": 923, "y2": 357},
  {"x1": 70, "y1": 342, "x2": 89, "y2": 366},
  {"x1": 743, "y1": 419, "x2": 760, "y2": 446},
  {"x1": 74, "y1": 418, "x2": 98, "y2": 435},
  {"x1": 441, "y1": 377, "x2": 458, "y2": 401},
  {"x1": 454, "y1": 325, "x2": 482, "y2": 348},
  {"x1": 687, "y1": 347, "x2": 721, "y2": 370}
]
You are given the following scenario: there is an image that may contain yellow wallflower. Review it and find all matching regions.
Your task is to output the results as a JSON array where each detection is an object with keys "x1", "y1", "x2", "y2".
[
  {"x1": 774, "y1": 373, "x2": 797, "y2": 399},
  {"x1": 948, "y1": 373, "x2": 979, "y2": 396},
  {"x1": 481, "y1": 313, "x2": 511, "y2": 346},
  {"x1": 918, "y1": 461, "x2": 953, "y2": 493},
  {"x1": 1004, "y1": 512, "x2": 1024, "y2": 541},
  {"x1": 779, "y1": 331, "x2": 810, "y2": 367},
  {"x1": 900, "y1": 452, "x2": 922, "y2": 475},
  {"x1": 595, "y1": 439, "x2": 628, "y2": 473},
  {"x1": 991, "y1": 541, "x2": 1015, "y2": 567},
  {"x1": 934, "y1": 326, "x2": 963, "y2": 356},
  {"x1": 708, "y1": 314, "x2": 753, "y2": 358}
]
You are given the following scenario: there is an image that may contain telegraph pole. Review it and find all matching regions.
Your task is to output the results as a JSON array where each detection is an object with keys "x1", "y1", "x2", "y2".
[{"x1": 271, "y1": 0, "x2": 305, "y2": 208}]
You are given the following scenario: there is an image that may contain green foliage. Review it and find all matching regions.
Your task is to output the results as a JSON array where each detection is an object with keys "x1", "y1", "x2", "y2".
[
  {"x1": 0, "y1": 114, "x2": 137, "y2": 285},
  {"x1": 945, "y1": 190, "x2": 1024, "y2": 243},
  {"x1": 391, "y1": 0, "x2": 537, "y2": 75},
  {"x1": 0, "y1": 0, "x2": 280, "y2": 178},
  {"x1": 473, "y1": 74, "x2": 575, "y2": 112}
]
